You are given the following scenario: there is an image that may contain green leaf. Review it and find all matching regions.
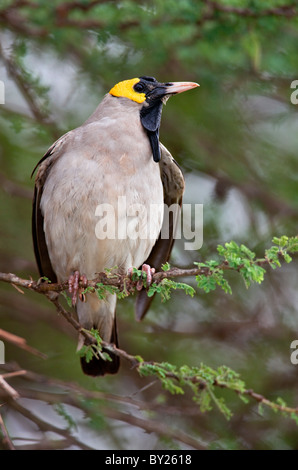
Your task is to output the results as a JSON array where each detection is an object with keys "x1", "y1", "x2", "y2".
[
  {"x1": 61, "y1": 291, "x2": 72, "y2": 308},
  {"x1": 147, "y1": 279, "x2": 195, "y2": 302},
  {"x1": 161, "y1": 262, "x2": 171, "y2": 271},
  {"x1": 54, "y1": 403, "x2": 78, "y2": 432}
]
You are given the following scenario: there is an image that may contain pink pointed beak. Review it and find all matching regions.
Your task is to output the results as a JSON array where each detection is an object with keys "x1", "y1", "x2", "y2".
[{"x1": 165, "y1": 81, "x2": 200, "y2": 95}]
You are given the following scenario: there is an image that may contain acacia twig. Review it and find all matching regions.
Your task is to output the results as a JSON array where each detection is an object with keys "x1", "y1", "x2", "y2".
[
  {"x1": 8, "y1": 398, "x2": 94, "y2": 450},
  {"x1": 0, "y1": 256, "x2": 275, "y2": 296},
  {"x1": 0, "y1": 375, "x2": 19, "y2": 400},
  {"x1": 0, "y1": 329, "x2": 47, "y2": 359},
  {"x1": 29, "y1": 294, "x2": 298, "y2": 419},
  {"x1": 0, "y1": 413, "x2": 15, "y2": 450},
  {"x1": 0, "y1": 363, "x2": 205, "y2": 450}
]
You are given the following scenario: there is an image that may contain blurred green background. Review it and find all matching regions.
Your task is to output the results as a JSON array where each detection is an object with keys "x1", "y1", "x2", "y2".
[{"x1": 1, "y1": 0, "x2": 298, "y2": 450}]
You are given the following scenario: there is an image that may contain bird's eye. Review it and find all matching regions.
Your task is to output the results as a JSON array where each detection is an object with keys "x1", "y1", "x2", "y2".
[{"x1": 134, "y1": 82, "x2": 145, "y2": 93}]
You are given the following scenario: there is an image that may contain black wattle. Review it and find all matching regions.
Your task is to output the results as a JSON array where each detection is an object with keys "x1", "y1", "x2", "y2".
[
  {"x1": 140, "y1": 101, "x2": 163, "y2": 132},
  {"x1": 148, "y1": 130, "x2": 161, "y2": 163},
  {"x1": 140, "y1": 101, "x2": 163, "y2": 163}
]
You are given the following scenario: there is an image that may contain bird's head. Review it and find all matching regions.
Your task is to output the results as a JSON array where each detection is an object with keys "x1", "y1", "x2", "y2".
[{"x1": 109, "y1": 76, "x2": 199, "y2": 162}]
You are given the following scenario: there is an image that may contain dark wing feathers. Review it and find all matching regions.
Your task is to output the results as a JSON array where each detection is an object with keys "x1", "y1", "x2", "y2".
[
  {"x1": 32, "y1": 145, "x2": 59, "y2": 283},
  {"x1": 135, "y1": 143, "x2": 185, "y2": 321},
  {"x1": 32, "y1": 185, "x2": 57, "y2": 283}
]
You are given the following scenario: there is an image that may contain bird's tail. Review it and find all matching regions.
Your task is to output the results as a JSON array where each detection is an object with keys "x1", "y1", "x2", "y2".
[{"x1": 77, "y1": 293, "x2": 120, "y2": 376}]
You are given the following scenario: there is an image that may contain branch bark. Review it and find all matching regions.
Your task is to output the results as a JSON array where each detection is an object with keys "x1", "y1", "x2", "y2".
[{"x1": 0, "y1": 255, "x2": 274, "y2": 296}]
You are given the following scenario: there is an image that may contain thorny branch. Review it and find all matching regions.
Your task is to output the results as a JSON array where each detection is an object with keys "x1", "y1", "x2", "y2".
[
  {"x1": 0, "y1": 363, "x2": 205, "y2": 450},
  {"x1": 0, "y1": 413, "x2": 15, "y2": 450},
  {"x1": 49, "y1": 299, "x2": 298, "y2": 419},
  {"x1": 0, "y1": 329, "x2": 47, "y2": 359},
  {"x1": 1, "y1": 255, "x2": 298, "y2": 420},
  {"x1": 0, "y1": 253, "x2": 279, "y2": 296}
]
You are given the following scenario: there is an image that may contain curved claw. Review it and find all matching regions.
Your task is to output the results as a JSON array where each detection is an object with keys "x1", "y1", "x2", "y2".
[{"x1": 79, "y1": 274, "x2": 88, "y2": 302}]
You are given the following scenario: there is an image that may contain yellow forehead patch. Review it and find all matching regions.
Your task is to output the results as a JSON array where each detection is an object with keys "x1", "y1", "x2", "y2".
[{"x1": 109, "y1": 78, "x2": 146, "y2": 104}]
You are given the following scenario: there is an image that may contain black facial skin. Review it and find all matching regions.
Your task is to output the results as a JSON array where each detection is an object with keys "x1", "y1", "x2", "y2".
[{"x1": 136, "y1": 76, "x2": 172, "y2": 163}]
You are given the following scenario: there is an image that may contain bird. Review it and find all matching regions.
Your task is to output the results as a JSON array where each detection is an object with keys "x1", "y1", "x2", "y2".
[{"x1": 32, "y1": 76, "x2": 199, "y2": 376}]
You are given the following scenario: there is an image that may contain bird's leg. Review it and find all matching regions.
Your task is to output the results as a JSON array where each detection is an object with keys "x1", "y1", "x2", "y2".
[
  {"x1": 68, "y1": 271, "x2": 79, "y2": 306},
  {"x1": 128, "y1": 264, "x2": 155, "y2": 291},
  {"x1": 68, "y1": 271, "x2": 88, "y2": 306}
]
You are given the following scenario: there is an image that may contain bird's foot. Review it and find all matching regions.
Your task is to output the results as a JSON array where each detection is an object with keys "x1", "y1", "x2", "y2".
[
  {"x1": 68, "y1": 271, "x2": 88, "y2": 306},
  {"x1": 128, "y1": 264, "x2": 155, "y2": 291}
]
